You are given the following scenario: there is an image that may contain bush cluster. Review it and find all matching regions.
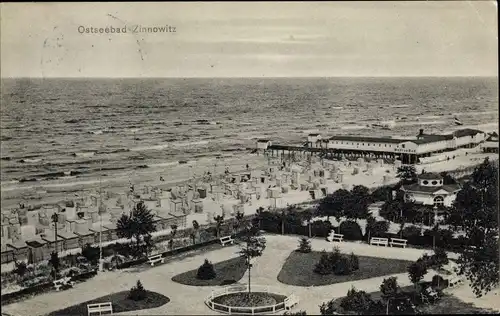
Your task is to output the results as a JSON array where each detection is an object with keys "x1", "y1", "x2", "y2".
[
  {"x1": 314, "y1": 248, "x2": 359, "y2": 276},
  {"x1": 339, "y1": 221, "x2": 363, "y2": 240},
  {"x1": 196, "y1": 259, "x2": 217, "y2": 280}
]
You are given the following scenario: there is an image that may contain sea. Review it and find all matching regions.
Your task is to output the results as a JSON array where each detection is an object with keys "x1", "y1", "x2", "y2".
[{"x1": 1, "y1": 77, "x2": 498, "y2": 206}]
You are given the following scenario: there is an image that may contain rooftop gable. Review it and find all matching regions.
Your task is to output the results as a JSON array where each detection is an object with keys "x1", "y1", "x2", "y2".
[{"x1": 453, "y1": 129, "x2": 484, "y2": 138}]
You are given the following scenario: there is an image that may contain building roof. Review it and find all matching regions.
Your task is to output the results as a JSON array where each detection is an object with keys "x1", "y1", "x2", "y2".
[
  {"x1": 328, "y1": 135, "x2": 447, "y2": 145},
  {"x1": 57, "y1": 230, "x2": 78, "y2": 239},
  {"x1": 418, "y1": 172, "x2": 443, "y2": 180},
  {"x1": 452, "y1": 129, "x2": 484, "y2": 138},
  {"x1": 257, "y1": 139, "x2": 270, "y2": 143},
  {"x1": 26, "y1": 239, "x2": 47, "y2": 248},
  {"x1": 308, "y1": 133, "x2": 320, "y2": 136},
  {"x1": 329, "y1": 135, "x2": 404, "y2": 144},
  {"x1": 401, "y1": 183, "x2": 461, "y2": 193},
  {"x1": 7, "y1": 240, "x2": 28, "y2": 249},
  {"x1": 417, "y1": 134, "x2": 454, "y2": 141},
  {"x1": 74, "y1": 230, "x2": 94, "y2": 237}
]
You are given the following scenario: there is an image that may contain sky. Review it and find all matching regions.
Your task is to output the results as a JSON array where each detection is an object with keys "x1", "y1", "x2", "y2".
[{"x1": 0, "y1": 1, "x2": 498, "y2": 78}]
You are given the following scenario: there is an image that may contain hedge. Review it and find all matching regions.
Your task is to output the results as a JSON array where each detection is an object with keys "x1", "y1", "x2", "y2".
[{"x1": 339, "y1": 221, "x2": 363, "y2": 241}]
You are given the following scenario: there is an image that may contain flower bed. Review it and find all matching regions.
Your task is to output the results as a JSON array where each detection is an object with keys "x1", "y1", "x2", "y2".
[
  {"x1": 47, "y1": 290, "x2": 169, "y2": 316},
  {"x1": 206, "y1": 285, "x2": 290, "y2": 315}
]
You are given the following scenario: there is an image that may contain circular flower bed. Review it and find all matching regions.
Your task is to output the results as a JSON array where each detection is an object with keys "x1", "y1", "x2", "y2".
[
  {"x1": 213, "y1": 292, "x2": 278, "y2": 307},
  {"x1": 206, "y1": 285, "x2": 290, "y2": 314}
]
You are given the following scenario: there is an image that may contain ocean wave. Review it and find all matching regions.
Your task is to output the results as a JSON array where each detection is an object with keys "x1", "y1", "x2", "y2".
[
  {"x1": 339, "y1": 125, "x2": 369, "y2": 130},
  {"x1": 172, "y1": 140, "x2": 210, "y2": 147},
  {"x1": 72, "y1": 152, "x2": 96, "y2": 157},
  {"x1": 130, "y1": 144, "x2": 170, "y2": 151},
  {"x1": 397, "y1": 120, "x2": 447, "y2": 127},
  {"x1": 389, "y1": 105, "x2": 410, "y2": 108},
  {"x1": 20, "y1": 158, "x2": 44, "y2": 163},
  {"x1": 95, "y1": 148, "x2": 130, "y2": 154},
  {"x1": 64, "y1": 119, "x2": 82, "y2": 124}
]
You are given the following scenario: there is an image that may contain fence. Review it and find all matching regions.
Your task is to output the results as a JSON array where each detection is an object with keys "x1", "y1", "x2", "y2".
[{"x1": 205, "y1": 284, "x2": 293, "y2": 315}]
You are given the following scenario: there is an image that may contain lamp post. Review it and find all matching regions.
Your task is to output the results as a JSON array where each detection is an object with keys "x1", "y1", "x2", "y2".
[
  {"x1": 433, "y1": 205, "x2": 438, "y2": 249},
  {"x1": 51, "y1": 213, "x2": 59, "y2": 253}
]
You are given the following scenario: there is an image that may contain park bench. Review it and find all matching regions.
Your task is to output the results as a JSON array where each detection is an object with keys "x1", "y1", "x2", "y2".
[
  {"x1": 389, "y1": 238, "x2": 408, "y2": 248},
  {"x1": 370, "y1": 237, "x2": 389, "y2": 247},
  {"x1": 147, "y1": 254, "x2": 165, "y2": 266},
  {"x1": 219, "y1": 236, "x2": 234, "y2": 246},
  {"x1": 423, "y1": 286, "x2": 439, "y2": 301},
  {"x1": 326, "y1": 232, "x2": 344, "y2": 242},
  {"x1": 448, "y1": 276, "x2": 465, "y2": 288},
  {"x1": 87, "y1": 302, "x2": 113, "y2": 315},
  {"x1": 53, "y1": 276, "x2": 75, "y2": 291},
  {"x1": 284, "y1": 294, "x2": 299, "y2": 311}
]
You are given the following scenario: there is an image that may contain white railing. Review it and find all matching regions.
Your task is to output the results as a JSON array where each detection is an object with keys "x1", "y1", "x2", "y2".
[{"x1": 205, "y1": 284, "x2": 294, "y2": 315}]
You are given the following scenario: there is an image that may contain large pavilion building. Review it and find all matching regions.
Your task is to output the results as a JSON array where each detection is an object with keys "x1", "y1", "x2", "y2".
[{"x1": 258, "y1": 128, "x2": 487, "y2": 164}]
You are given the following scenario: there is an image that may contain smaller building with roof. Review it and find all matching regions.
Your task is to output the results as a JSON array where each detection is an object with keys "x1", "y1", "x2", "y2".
[{"x1": 400, "y1": 172, "x2": 461, "y2": 207}]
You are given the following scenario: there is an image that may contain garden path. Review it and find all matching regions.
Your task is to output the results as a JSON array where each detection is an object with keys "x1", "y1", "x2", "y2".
[{"x1": 2, "y1": 234, "x2": 496, "y2": 316}]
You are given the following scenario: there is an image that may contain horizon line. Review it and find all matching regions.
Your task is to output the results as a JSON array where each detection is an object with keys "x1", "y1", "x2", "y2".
[{"x1": 1, "y1": 75, "x2": 498, "y2": 80}]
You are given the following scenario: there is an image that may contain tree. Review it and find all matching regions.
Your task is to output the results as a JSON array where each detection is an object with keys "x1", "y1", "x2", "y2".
[
  {"x1": 169, "y1": 224, "x2": 178, "y2": 250},
  {"x1": 396, "y1": 165, "x2": 417, "y2": 184},
  {"x1": 81, "y1": 243, "x2": 100, "y2": 265},
  {"x1": 213, "y1": 214, "x2": 225, "y2": 238},
  {"x1": 239, "y1": 224, "x2": 266, "y2": 295},
  {"x1": 128, "y1": 280, "x2": 147, "y2": 301},
  {"x1": 255, "y1": 206, "x2": 265, "y2": 229},
  {"x1": 433, "y1": 247, "x2": 448, "y2": 270},
  {"x1": 340, "y1": 287, "x2": 375, "y2": 315},
  {"x1": 13, "y1": 260, "x2": 27, "y2": 279},
  {"x1": 278, "y1": 209, "x2": 288, "y2": 235},
  {"x1": 349, "y1": 252, "x2": 359, "y2": 271},
  {"x1": 317, "y1": 189, "x2": 350, "y2": 224},
  {"x1": 407, "y1": 261, "x2": 427, "y2": 289},
  {"x1": 319, "y1": 298, "x2": 339, "y2": 315},
  {"x1": 380, "y1": 277, "x2": 400, "y2": 301},
  {"x1": 49, "y1": 251, "x2": 60, "y2": 279},
  {"x1": 440, "y1": 171, "x2": 457, "y2": 185},
  {"x1": 297, "y1": 237, "x2": 312, "y2": 253},
  {"x1": 346, "y1": 185, "x2": 372, "y2": 219},
  {"x1": 234, "y1": 210, "x2": 245, "y2": 233},
  {"x1": 314, "y1": 250, "x2": 335, "y2": 275},
  {"x1": 366, "y1": 217, "x2": 389, "y2": 241},
  {"x1": 452, "y1": 158, "x2": 499, "y2": 297},
  {"x1": 191, "y1": 220, "x2": 200, "y2": 244},
  {"x1": 116, "y1": 201, "x2": 156, "y2": 258}
]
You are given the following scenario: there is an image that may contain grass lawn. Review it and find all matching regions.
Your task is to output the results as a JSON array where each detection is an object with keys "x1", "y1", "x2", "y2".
[
  {"x1": 171, "y1": 256, "x2": 247, "y2": 286},
  {"x1": 47, "y1": 290, "x2": 170, "y2": 316},
  {"x1": 329, "y1": 286, "x2": 497, "y2": 314},
  {"x1": 277, "y1": 251, "x2": 412, "y2": 286}
]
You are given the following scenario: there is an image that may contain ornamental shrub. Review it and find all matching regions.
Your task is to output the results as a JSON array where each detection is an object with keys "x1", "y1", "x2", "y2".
[
  {"x1": 196, "y1": 259, "x2": 216, "y2": 280},
  {"x1": 297, "y1": 237, "x2": 312, "y2": 253},
  {"x1": 128, "y1": 280, "x2": 147, "y2": 301},
  {"x1": 349, "y1": 252, "x2": 359, "y2": 271},
  {"x1": 334, "y1": 257, "x2": 353, "y2": 275}
]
